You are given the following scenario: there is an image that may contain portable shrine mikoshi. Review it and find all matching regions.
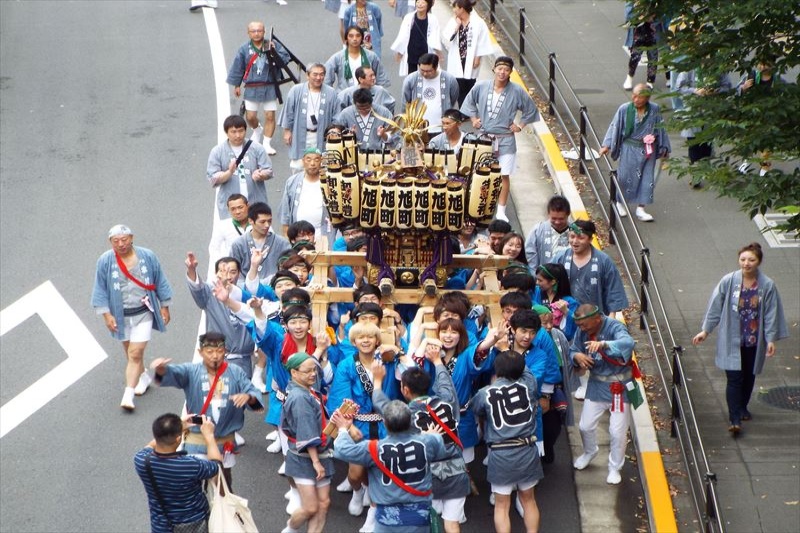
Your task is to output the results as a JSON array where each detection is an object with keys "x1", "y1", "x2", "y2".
[{"x1": 305, "y1": 100, "x2": 510, "y2": 340}]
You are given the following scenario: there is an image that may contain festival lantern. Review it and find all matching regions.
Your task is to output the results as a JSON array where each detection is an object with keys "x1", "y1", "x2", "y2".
[
  {"x1": 341, "y1": 130, "x2": 358, "y2": 166},
  {"x1": 378, "y1": 177, "x2": 398, "y2": 229},
  {"x1": 467, "y1": 163, "x2": 492, "y2": 220},
  {"x1": 429, "y1": 179, "x2": 448, "y2": 232},
  {"x1": 395, "y1": 177, "x2": 414, "y2": 230},
  {"x1": 446, "y1": 180, "x2": 465, "y2": 232},
  {"x1": 412, "y1": 177, "x2": 431, "y2": 229},
  {"x1": 359, "y1": 174, "x2": 380, "y2": 229},
  {"x1": 339, "y1": 165, "x2": 360, "y2": 221}
]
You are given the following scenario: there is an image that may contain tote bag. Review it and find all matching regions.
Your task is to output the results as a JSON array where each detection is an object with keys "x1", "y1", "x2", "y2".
[{"x1": 208, "y1": 472, "x2": 258, "y2": 533}]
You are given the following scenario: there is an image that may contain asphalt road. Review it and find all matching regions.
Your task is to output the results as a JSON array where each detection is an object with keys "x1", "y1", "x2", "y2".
[{"x1": 0, "y1": 1, "x2": 574, "y2": 532}]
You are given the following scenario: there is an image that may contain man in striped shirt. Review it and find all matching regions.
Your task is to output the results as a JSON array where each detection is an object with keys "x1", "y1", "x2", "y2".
[{"x1": 134, "y1": 413, "x2": 222, "y2": 533}]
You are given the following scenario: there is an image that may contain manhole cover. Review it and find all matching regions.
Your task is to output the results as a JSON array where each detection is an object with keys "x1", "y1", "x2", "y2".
[{"x1": 759, "y1": 386, "x2": 800, "y2": 411}]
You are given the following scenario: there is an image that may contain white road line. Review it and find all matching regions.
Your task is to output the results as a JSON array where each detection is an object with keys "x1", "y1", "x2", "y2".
[
  {"x1": 202, "y1": 6, "x2": 230, "y2": 146},
  {"x1": 0, "y1": 281, "x2": 108, "y2": 438},
  {"x1": 196, "y1": 6, "x2": 228, "y2": 363}
]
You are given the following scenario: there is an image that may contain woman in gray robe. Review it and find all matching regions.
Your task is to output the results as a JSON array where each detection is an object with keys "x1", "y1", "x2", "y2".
[{"x1": 692, "y1": 242, "x2": 789, "y2": 434}]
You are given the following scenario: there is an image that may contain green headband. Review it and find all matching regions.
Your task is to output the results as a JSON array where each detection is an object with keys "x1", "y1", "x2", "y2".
[
  {"x1": 574, "y1": 306, "x2": 600, "y2": 321},
  {"x1": 285, "y1": 352, "x2": 313, "y2": 371},
  {"x1": 568, "y1": 222, "x2": 584, "y2": 235},
  {"x1": 532, "y1": 304, "x2": 552, "y2": 316},
  {"x1": 538, "y1": 264, "x2": 555, "y2": 280}
]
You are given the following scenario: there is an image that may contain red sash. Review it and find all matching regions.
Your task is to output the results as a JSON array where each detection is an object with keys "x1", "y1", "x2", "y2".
[
  {"x1": 115, "y1": 252, "x2": 155, "y2": 291},
  {"x1": 200, "y1": 362, "x2": 228, "y2": 416},
  {"x1": 368, "y1": 440, "x2": 432, "y2": 497},
  {"x1": 424, "y1": 404, "x2": 463, "y2": 450},
  {"x1": 242, "y1": 51, "x2": 260, "y2": 82},
  {"x1": 589, "y1": 335, "x2": 642, "y2": 378}
]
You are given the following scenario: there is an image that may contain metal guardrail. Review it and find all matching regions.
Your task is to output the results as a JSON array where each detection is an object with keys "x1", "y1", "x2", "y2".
[{"x1": 476, "y1": 0, "x2": 726, "y2": 531}]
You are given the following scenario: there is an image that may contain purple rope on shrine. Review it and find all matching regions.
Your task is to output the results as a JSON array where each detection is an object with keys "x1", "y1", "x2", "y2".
[
  {"x1": 421, "y1": 234, "x2": 453, "y2": 283},
  {"x1": 366, "y1": 231, "x2": 395, "y2": 281}
]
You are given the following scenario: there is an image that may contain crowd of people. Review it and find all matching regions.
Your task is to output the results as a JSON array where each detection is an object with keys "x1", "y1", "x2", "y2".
[{"x1": 95, "y1": 2, "x2": 790, "y2": 532}]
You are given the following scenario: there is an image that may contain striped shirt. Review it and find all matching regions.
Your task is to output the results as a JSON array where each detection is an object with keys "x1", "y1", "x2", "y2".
[{"x1": 134, "y1": 448, "x2": 219, "y2": 533}]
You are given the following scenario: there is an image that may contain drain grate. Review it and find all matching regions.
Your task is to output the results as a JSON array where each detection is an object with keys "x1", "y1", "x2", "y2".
[{"x1": 759, "y1": 386, "x2": 800, "y2": 411}]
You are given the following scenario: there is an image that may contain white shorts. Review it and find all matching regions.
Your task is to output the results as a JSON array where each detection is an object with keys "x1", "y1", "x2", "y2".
[
  {"x1": 123, "y1": 312, "x2": 153, "y2": 343},
  {"x1": 295, "y1": 477, "x2": 332, "y2": 488},
  {"x1": 245, "y1": 99, "x2": 278, "y2": 112},
  {"x1": 189, "y1": 451, "x2": 236, "y2": 469},
  {"x1": 491, "y1": 479, "x2": 538, "y2": 496},
  {"x1": 432, "y1": 497, "x2": 466, "y2": 522},
  {"x1": 462, "y1": 446, "x2": 475, "y2": 464},
  {"x1": 280, "y1": 429, "x2": 290, "y2": 455},
  {"x1": 498, "y1": 153, "x2": 516, "y2": 175}
]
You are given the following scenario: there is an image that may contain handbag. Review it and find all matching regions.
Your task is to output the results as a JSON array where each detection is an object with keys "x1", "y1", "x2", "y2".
[
  {"x1": 144, "y1": 453, "x2": 209, "y2": 533},
  {"x1": 208, "y1": 471, "x2": 258, "y2": 533}
]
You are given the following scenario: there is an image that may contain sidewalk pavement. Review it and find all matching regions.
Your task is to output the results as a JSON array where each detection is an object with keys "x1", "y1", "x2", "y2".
[{"x1": 496, "y1": 1, "x2": 800, "y2": 532}]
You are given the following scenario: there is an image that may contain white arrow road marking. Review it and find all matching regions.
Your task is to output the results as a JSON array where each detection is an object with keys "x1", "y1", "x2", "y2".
[{"x1": 0, "y1": 281, "x2": 108, "y2": 438}]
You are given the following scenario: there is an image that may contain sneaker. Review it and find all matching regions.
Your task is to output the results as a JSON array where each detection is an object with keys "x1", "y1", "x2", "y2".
[
  {"x1": 349, "y1": 488, "x2": 365, "y2": 516},
  {"x1": 359, "y1": 506, "x2": 376, "y2": 533},
  {"x1": 251, "y1": 372, "x2": 267, "y2": 394},
  {"x1": 278, "y1": 461, "x2": 286, "y2": 475},
  {"x1": 251, "y1": 126, "x2": 264, "y2": 144},
  {"x1": 267, "y1": 439, "x2": 282, "y2": 453},
  {"x1": 120, "y1": 388, "x2": 135, "y2": 411},
  {"x1": 615, "y1": 201, "x2": 628, "y2": 218},
  {"x1": 265, "y1": 429, "x2": 278, "y2": 442},
  {"x1": 134, "y1": 372, "x2": 152, "y2": 396},
  {"x1": 515, "y1": 494, "x2": 524, "y2": 517},
  {"x1": 573, "y1": 385, "x2": 586, "y2": 401},
  {"x1": 573, "y1": 449, "x2": 598, "y2": 470},
  {"x1": 263, "y1": 140, "x2": 278, "y2": 156},
  {"x1": 646, "y1": 82, "x2": 654, "y2": 89},
  {"x1": 235, "y1": 432, "x2": 246, "y2": 446},
  {"x1": 336, "y1": 478, "x2": 353, "y2": 492},
  {"x1": 623, "y1": 75, "x2": 634, "y2": 90},
  {"x1": 281, "y1": 519, "x2": 299, "y2": 533},
  {"x1": 635, "y1": 206, "x2": 654, "y2": 222},
  {"x1": 285, "y1": 488, "x2": 301, "y2": 515},
  {"x1": 606, "y1": 469, "x2": 622, "y2": 485}
]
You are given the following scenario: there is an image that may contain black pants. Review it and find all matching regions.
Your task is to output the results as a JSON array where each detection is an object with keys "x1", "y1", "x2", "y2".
[
  {"x1": 456, "y1": 78, "x2": 476, "y2": 107},
  {"x1": 628, "y1": 47, "x2": 658, "y2": 83},
  {"x1": 687, "y1": 138, "x2": 713, "y2": 164},
  {"x1": 542, "y1": 409, "x2": 562, "y2": 463},
  {"x1": 725, "y1": 345, "x2": 757, "y2": 425}
]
